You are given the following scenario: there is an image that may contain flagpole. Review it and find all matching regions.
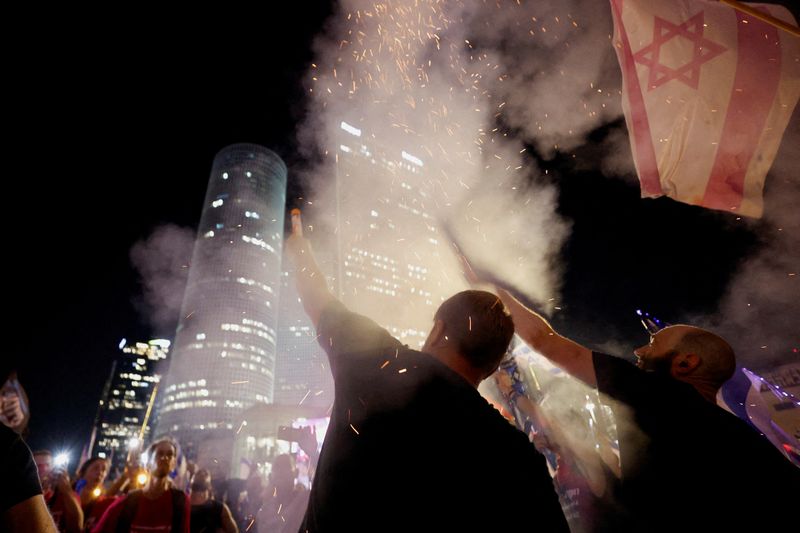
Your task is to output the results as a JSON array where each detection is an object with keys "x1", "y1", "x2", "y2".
[
  {"x1": 138, "y1": 383, "x2": 159, "y2": 443},
  {"x1": 719, "y1": 0, "x2": 800, "y2": 38}
]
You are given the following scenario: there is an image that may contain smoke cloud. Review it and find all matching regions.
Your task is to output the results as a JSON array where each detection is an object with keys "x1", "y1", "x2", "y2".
[
  {"x1": 297, "y1": 0, "x2": 630, "y2": 314},
  {"x1": 702, "y1": 118, "x2": 800, "y2": 369},
  {"x1": 130, "y1": 224, "x2": 195, "y2": 336}
]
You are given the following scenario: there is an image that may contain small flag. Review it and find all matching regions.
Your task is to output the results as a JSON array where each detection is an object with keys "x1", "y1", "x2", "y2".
[{"x1": 610, "y1": 0, "x2": 800, "y2": 217}]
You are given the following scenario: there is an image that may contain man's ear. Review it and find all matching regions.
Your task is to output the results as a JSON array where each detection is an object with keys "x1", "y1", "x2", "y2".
[
  {"x1": 427, "y1": 319, "x2": 447, "y2": 348},
  {"x1": 672, "y1": 353, "x2": 701, "y2": 376}
]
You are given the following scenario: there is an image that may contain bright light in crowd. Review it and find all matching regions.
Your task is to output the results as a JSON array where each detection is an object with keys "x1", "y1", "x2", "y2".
[
  {"x1": 92, "y1": 487, "x2": 102, "y2": 498},
  {"x1": 128, "y1": 437, "x2": 140, "y2": 450},
  {"x1": 136, "y1": 472, "x2": 149, "y2": 485},
  {"x1": 54, "y1": 453, "x2": 69, "y2": 467}
]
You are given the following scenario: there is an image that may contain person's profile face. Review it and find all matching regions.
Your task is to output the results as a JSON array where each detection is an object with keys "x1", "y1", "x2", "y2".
[{"x1": 634, "y1": 328, "x2": 680, "y2": 375}]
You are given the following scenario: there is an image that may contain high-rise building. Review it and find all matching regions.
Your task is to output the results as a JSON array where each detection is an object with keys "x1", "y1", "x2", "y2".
[
  {"x1": 90, "y1": 339, "x2": 169, "y2": 474},
  {"x1": 273, "y1": 120, "x2": 460, "y2": 413},
  {"x1": 274, "y1": 268, "x2": 334, "y2": 408},
  {"x1": 333, "y1": 120, "x2": 455, "y2": 346},
  {"x1": 156, "y1": 144, "x2": 287, "y2": 475}
]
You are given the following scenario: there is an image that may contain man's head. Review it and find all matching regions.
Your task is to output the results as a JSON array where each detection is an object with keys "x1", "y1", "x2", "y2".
[
  {"x1": 423, "y1": 290, "x2": 514, "y2": 384},
  {"x1": 146, "y1": 438, "x2": 178, "y2": 479},
  {"x1": 33, "y1": 450, "x2": 53, "y2": 484},
  {"x1": 634, "y1": 325, "x2": 736, "y2": 388},
  {"x1": 245, "y1": 471, "x2": 264, "y2": 498},
  {"x1": 191, "y1": 468, "x2": 212, "y2": 493},
  {"x1": 269, "y1": 454, "x2": 297, "y2": 487}
]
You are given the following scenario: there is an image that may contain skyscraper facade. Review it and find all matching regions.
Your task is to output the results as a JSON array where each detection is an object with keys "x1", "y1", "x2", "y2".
[
  {"x1": 274, "y1": 268, "x2": 334, "y2": 408},
  {"x1": 156, "y1": 144, "x2": 287, "y2": 471},
  {"x1": 273, "y1": 120, "x2": 459, "y2": 412},
  {"x1": 333, "y1": 120, "x2": 455, "y2": 347},
  {"x1": 91, "y1": 339, "x2": 169, "y2": 474}
]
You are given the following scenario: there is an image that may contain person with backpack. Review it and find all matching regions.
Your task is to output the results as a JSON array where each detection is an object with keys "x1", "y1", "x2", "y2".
[{"x1": 91, "y1": 438, "x2": 190, "y2": 533}]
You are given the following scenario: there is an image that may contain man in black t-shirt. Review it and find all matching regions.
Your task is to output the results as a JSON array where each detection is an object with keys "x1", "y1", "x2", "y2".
[
  {"x1": 284, "y1": 228, "x2": 568, "y2": 532},
  {"x1": 189, "y1": 469, "x2": 238, "y2": 533},
  {"x1": 484, "y1": 283, "x2": 799, "y2": 531},
  {"x1": 1, "y1": 363, "x2": 58, "y2": 532}
]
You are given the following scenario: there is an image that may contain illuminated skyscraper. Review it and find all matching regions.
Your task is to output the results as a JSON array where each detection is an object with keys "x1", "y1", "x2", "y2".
[
  {"x1": 333, "y1": 120, "x2": 451, "y2": 347},
  {"x1": 273, "y1": 121, "x2": 456, "y2": 412},
  {"x1": 90, "y1": 339, "x2": 169, "y2": 474},
  {"x1": 156, "y1": 144, "x2": 287, "y2": 472},
  {"x1": 274, "y1": 268, "x2": 334, "y2": 408}
]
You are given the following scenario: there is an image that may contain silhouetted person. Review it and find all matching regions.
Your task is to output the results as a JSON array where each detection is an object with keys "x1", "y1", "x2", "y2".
[
  {"x1": 1, "y1": 361, "x2": 58, "y2": 532},
  {"x1": 284, "y1": 227, "x2": 567, "y2": 532},
  {"x1": 257, "y1": 454, "x2": 308, "y2": 533},
  {"x1": 473, "y1": 269, "x2": 800, "y2": 531}
]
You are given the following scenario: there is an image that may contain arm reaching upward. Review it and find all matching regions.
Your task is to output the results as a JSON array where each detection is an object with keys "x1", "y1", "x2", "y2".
[
  {"x1": 459, "y1": 254, "x2": 596, "y2": 387},
  {"x1": 284, "y1": 211, "x2": 334, "y2": 329},
  {"x1": 496, "y1": 289, "x2": 596, "y2": 387}
]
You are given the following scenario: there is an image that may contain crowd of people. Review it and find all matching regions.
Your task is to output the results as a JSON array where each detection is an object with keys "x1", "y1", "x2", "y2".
[
  {"x1": 2, "y1": 216, "x2": 799, "y2": 532},
  {"x1": 2, "y1": 427, "x2": 309, "y2": 532},
  {"x1": 0, "y1": 366, "x2": 308, "y2": 533}
]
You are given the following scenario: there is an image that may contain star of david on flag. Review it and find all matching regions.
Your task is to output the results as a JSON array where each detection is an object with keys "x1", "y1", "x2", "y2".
[{"x1": 610, "y1": 0, "x2": 800, "y2": 217}]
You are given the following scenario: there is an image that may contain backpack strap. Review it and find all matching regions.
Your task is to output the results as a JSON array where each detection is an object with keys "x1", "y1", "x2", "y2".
[{"x1": 116, "y1": 490, "x2": 142, "y2": 533}]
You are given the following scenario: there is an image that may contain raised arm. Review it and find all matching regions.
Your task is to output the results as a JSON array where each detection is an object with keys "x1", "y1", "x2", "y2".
[
  {"x1": 284, "y1": 224, "x2": 334, "y2": 329},
  {"x1": 496, "y1": 288, "x2": 596, "y2": 387},
  {"x1": 458, "y1": 255, "x2": 596, "y2": 387}
]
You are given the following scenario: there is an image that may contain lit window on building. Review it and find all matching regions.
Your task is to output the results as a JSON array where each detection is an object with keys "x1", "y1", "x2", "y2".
[
  {"x1": 242, "y1": 235, "x2": 276, "y2": 254},
  {"x1": 204, "y1": 230, "x2": 215, "y2": 238},
  {"x1": 212, "y1": 199, "x2": 224, "y2": 208},
  {"x1": 340, "y1": 121, "x2": 362, "y2": 137}
]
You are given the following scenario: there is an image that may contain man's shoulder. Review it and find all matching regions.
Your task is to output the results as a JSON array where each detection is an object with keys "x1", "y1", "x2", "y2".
[{"x1": 317, "y1": 301, "x2": 402, "y2": 360}]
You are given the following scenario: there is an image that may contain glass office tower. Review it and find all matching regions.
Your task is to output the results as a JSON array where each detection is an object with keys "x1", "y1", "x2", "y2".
[{"x1": 156, "y1": 144, "x2": 287, "y2": 469}]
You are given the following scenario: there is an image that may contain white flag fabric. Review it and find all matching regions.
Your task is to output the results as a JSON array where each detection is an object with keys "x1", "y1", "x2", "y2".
[{"x1": 610, "y1": 0, "x2": 800, "y2": 217}]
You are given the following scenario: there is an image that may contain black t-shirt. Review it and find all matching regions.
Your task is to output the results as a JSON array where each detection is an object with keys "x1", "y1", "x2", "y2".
[
  {"x1": 190, "y1": 499, "x2": 223, "y2": 533},
  {"x1": 301, "y1": 301, "x2": 568, "y2": 532},
  {"x1": 0, "y1": 423, "x2": 42, "y2": 513},
  {"x1": 593, "y1": 352, "x2": 799, "y2": 531}
]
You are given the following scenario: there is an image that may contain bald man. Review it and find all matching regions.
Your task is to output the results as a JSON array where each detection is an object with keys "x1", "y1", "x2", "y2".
[{"x1": 485, "y1": 285, "x2": 799, "y2": 532}]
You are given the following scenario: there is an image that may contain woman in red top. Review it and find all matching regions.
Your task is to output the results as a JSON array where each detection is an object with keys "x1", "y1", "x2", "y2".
[{"x1": 91, "y1": 439, "x2": 190, "y2": 533}]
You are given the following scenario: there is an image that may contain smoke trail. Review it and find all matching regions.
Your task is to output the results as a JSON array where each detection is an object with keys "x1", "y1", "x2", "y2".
[
  {"x1": 296, "y1": 0, "x2": 632, "y2": 311},
  {"x1": 703, "y1": 119, "x2": 800, "y2": 369},
  {"x1": 130, "y1": 224, "x2": 195, "y2": 335},
  {"x1": 461, "y1": 0, "x2": 623, "y2": 157}
]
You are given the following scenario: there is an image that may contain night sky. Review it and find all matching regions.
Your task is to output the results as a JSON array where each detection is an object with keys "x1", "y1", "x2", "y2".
[{"x1": 7, "y1": 2, "x2": 799, "y2": 460}]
